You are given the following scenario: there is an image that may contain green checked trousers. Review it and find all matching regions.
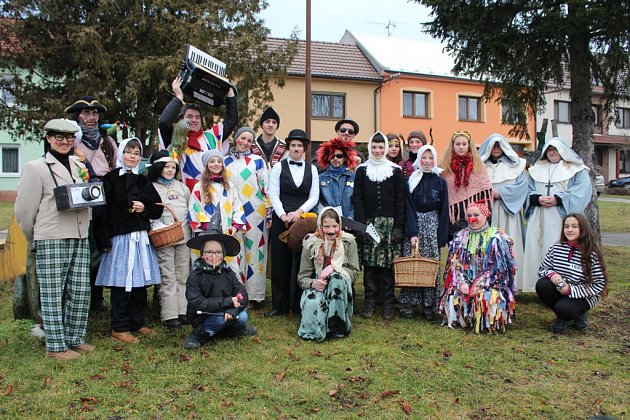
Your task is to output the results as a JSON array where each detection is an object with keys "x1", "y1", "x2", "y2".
[{"x1": 35, "y1": 239, "x2": 91, "y2": 352}]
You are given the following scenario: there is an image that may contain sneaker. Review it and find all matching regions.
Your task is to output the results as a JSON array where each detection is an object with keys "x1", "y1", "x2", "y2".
[
  {"x1": 45, "y1": 350, "x2": 81, "y2": 361},
  {"x1": 551, "y1": 318, "x2": 570, "y2": 333},
  {"x1": 573, "y1": 311, "x2": 589, "y2": 332},
  {"x1": 111, "y1": 331, "x2": 140, "y2": 344},
  {"x1": 71, "y1": 343, "x2": 96, "y2": 352},
  {"x1": 383, "y1": 309, "x2": 396, "y2": 321},
  {"x1": 135, "y1": 327, "x2": 154, "y2": 336},
  {"x1": 361, "y1": 308, "x2": 375, "y2": 319},
  {"x1": 164, "y1": 319, "x2": 182, "y2": 329}
]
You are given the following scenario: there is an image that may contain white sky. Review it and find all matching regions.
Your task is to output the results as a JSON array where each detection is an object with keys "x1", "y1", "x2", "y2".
[{"x1": 258, "y1": 0, "x2": 438, "y2": 43}]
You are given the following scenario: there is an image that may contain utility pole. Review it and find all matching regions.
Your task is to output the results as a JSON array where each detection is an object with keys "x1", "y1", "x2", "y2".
[{"x1": 305, "y1": 0, "x2": 312, "y2": 161}]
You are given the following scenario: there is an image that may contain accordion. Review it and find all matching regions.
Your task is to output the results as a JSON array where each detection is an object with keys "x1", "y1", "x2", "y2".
[{"x1": 178, "y1": 45, "x2": 234, "y2": 107}]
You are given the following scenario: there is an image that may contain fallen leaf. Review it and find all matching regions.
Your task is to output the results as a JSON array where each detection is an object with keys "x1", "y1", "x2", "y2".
[
  {"x1": 275, "y1": 372, "x2": 286, "y2": 382},
  {"x1": 329, "y1": 389, "x2": 338, "y2": 397},
  {"x1": 441, "y1": 350, "x2": 452, "y2": 359},
  {"x1": 346, "y1": 376, "x2": 365, "y2": 383},
  {"x1": 191, "y1": 384, "x2": 204, "y2": 391},
  {"x1": 312, "y1": 350, "x2": 323, "y2": 356},
  {"x1": 593, "y1": 397, "x2": 604, "y2": 405},
  {"x1": 220, "y1": 402, "x2": 233, "y2": 409},
  {"x1": 2, "y1": 384, "x2": 13, "y2": 396},
  {"x1": 401, "y1": 400, "x2": 412, "y2": 415},
  {"x1": 43, "y1": 377, "x2": 52, "y2": 388},
  {"x1": 380, "y1": 390, "x2": 400, "y2": 398},
  {"x1": 274, "y1": 405, "x2": 281, "y2": 412},
  {"x1": 121, "y1": 362, "x2": 130, "y2": 373},
  {"x1": 178, "y1": 354, "x2": 192, "y2": 362},
  {"x1": 433, "y1": 361, "x2": 445, "y2": 367},
  {"x1": 113, "y1": 381, "x2": 129, "y2": 388},
  {"x1": 186, "y1": 412, "x2": 196, "y2": 419},
  {"x1": 80, "y1": 397, "x2": 97, "y2": 404},
  {"x1": 266, "y1": 336, "x2": 275, "y2": 340},
  {"x1": 253, "y1": 337, "x2": 262, "y2": 344},
  {"x1": 90, "y1": 374, "x2": 105, "y2": 381},
  {"x1": 345, "y1": 367, "x2": 353, "y2": 371}
]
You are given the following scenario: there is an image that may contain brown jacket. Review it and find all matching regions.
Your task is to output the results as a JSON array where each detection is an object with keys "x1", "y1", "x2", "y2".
[{"x1": 15, "y1": 153, "x2": 91, "y2": 241}]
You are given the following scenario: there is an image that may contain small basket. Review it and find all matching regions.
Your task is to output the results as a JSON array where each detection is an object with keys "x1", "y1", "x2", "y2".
[
  {"x1": 393, "y1": 246, "x2": 440, "y2": 288},
  {"x1": 149, "y1": 203, "x2": 185, "y2": 249}
]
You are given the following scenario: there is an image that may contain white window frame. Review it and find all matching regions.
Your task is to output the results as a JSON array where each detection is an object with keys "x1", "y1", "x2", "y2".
[
  {"x1": 0, "y1": 144, "x2": 20, "y2": 177},
  {"x1": 554, "y1": 100, "x2": 571, "y2": 124}
]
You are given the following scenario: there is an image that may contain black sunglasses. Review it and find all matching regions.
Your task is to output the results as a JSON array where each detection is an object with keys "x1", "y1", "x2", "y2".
[
  {"x1": 331, "y1": 153, "x2": 345, "y2": 159},
  {"x1": 338, "y1": 128, "x2": 355, "y2": 135}
]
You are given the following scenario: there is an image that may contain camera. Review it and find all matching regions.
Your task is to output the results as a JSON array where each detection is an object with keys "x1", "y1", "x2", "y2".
[{"x1": 53, "y1": 182, "x2": 106, "y2": 211}]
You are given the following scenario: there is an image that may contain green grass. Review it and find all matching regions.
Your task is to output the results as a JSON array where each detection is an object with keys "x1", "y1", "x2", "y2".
[
  {"x1": 0, "y1": 246, "x2": 628, "y2": 418},
  {"x1": 0, "y1": 203, "x2": 13, "y2": 231},
  {"x1": 598, "y1": 200, "x2": 630, "y2": 232}
]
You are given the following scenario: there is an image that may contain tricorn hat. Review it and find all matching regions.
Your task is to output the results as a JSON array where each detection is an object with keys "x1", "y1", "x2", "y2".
[
  {"x1": 65, "y1": 96, "x2": 107, "y2": 114},
  {"x1": 334, "y1": 118, "x2": 359, "y2": 135},
  {"x1": 285, "y1": 128, "x2": 310, "y2": 146}
]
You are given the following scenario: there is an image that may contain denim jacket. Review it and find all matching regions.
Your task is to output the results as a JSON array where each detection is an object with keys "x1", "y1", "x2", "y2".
[{"x1": 318, "y1": 168, "x2": 355, "y2": 218}]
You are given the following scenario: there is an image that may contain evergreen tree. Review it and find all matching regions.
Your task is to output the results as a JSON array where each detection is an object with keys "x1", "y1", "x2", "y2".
[
  {"x1": 0, "y1": 0, "x2": 297, "y2": 146},
  {"x1": 415, "y1": 0, "x2": 630, "y2": 237}
]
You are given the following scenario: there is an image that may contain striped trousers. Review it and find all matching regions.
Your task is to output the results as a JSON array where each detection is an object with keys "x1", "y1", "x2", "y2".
[{"x1": 35, "y1": 239, "x2": 91, "y2": 352}]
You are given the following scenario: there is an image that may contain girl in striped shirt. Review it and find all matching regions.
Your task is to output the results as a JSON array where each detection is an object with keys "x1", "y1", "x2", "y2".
[{"x1": 536, "y1": 213, "x2": 608, "y2": 332}]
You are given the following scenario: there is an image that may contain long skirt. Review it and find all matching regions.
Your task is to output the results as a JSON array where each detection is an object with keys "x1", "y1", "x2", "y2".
[
  {"x1": 361, "y1": 216, "x2": 400, "y2": 268},
  {"x1": 298, "y1": 273, "x2": 353, "y2": 342},
  {"x1": 399, "y1": 211, "x2": 440, "y2": 308}
]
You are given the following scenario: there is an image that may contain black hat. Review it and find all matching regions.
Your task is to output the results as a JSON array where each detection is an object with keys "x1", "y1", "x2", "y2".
[
  {"x1": 65, "y1": 96, "x2": 107, "y2": 114},
  {"x1": 285, "y1": 129, "x2": 309, "y2": 145},
  {"x1": 260, "y1": 107, "x2": 280, "y2": 128},
  {"x1": 186, "y1": 231, "x2": 240, "y2": 257},
  {"x1": 334, "y1": 118, "x2": 359, "y2": 135}
]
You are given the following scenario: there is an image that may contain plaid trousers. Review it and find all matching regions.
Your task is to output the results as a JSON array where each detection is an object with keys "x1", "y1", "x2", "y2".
[{"x1": 35, "y1": 239, "x2": 91, "y2": 352}]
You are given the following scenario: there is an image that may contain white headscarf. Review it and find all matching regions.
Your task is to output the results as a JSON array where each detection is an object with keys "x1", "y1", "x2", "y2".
[
  {"x1": 117, "y1": 137, "x2": 143, "y2": 176},
  {"x1": 529, "y1": 137, "x2": 588, "y2": 183},
  {"x1": 359, "y1": 131, "x2": 399, "y2": 182},
  {"x1": 478, "y1": 133, "x2": 521, "y2": 167},
  {"x1": 408, "y1": 144, "x2": 442, "y2": 193}
]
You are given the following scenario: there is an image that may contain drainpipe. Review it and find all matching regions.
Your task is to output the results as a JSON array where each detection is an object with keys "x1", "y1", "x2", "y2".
[{"x1": 373, "y1": 73, "x2": 401, "y2": 133}]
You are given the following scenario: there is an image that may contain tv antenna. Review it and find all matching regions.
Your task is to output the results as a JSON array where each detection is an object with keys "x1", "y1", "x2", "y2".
[{"x1": 365, "y1": 20, "x2": 405, "y2": 37}]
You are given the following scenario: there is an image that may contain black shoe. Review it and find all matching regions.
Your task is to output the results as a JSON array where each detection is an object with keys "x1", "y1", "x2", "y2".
[
  {"x1": 383, "y1": 309, "x2": 396, "y2": 321},
  {"x1": 552, "y1": 318, "x2": 571, "y2": 333},
  {"x1": 573, "y1": 311, "x2": 589, "y2": 332},
  {"x1": 361, "y1": 308, "x2": 375, "y2": 319},
  {"x1": 90, "y1": 298, "x2": 107, "y2": 313},
  {"x1": 264, "y1": 309, "x2": 283, "y2": 317},
  {"x1": 183, "y1": 326, "x2": 209, "y2": 349},
  {"x1": 241, "y1": 325, "x2": 258, "y2": 336},
  {"x1": 422, "y1": 306, "x2": 435, "y2": 321},
  {"x1": 399, "y1": 310, "x2": 413, "y2": 319},
  {"x1": 179, "y1": 315, "x2": 190, "y2": 325},
  {"x1": 164, "y1": 319, "x2": 181, "y2": 329}
]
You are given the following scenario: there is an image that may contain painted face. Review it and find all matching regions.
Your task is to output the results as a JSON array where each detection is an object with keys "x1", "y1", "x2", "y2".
[
  {"x1": 329, "y1": 149, "x2": 346, "y2": 169},
  {"x1": 206, "y1": 156, "x2": 224, "y2": 175},
  {"x1": 453, "y1": 136, "x2": 470, "y2": 156},
  {"x1": 408, "y1": 138, "x2": 423, "y2": 153},
  {"x1": 387, "y1": 142, "x2": 401, "y2": 159},
  {"x1": 77, "y1": 109, "x2": 99, "y2": 129},
  {"x1": 288, "y1": 140, "x2": 305, "y2": 161},
  {"x1": 563, "y1": 216, "x2": 580, "y2": 242},
  {"x1": 321, "y1": 216, "x2": 340, "y2": 239},
  {"x1": 466, "y1": 207, "x2": 487, "y2": 230},
  {"x1": 420, "y1": 149, "x2": 434, "y2": 172},
  {"x1": 122, "y1": 146, "x2": 141, "y2": 168},
  {"x1": 337, "y1": 123, "x2": 356, "y2": 142},
  {"x1": 235, "y1": 131, "x2": 254, "y2": 153},
  {"x1": 546, "y1": 146, "x2": 561, "y2": 163},
  {"x1": 261, "y1": 118, "x2": 278, "y2": 136},
  {"x1": 202, "y1": 240, "x2": 224, "y2": 268},
  {"x1": 183, "y1": 108, "x2": 202, "y2": 132},
  {"x1": 47, "y1": 133, "x2": 75, "y2": 154},
  {"x1": 161, "y1": 161, "x2": 177, "y2": 180},
  {"x1": 371, "y1": 141, "x2": 385, "y2": 160},
  {"x1": 491, "y1": 142, "x2": 503, "y2": 159}
]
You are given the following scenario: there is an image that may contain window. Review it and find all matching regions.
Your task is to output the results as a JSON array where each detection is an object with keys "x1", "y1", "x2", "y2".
[
  {"x1": 403, "y1": 91, "x2": 429, "y2": 118},
  {"x1": 501, "y1": 104, "x2": 526, "y2": 125},
  {"x1": 554, "y1": 100, "x2": 571, "y2": 123},
  {"x1": 458, "y1": 96, "x2": 480, "y2": 121},
  {"x1": 616, "y1": 108, "x2": 630, "y2": 129},
  {"x1": 592, "y1": 105, "x2": 600, "y2": 125},
  {"x1": 0, "y1": 76, "x2": 16, "y2": 107},
  {"x1": 312, "y1": 92, "x2": 345, "y2": 119},
  {"x1": 0, "y1": 145, "x2": 19, "y2": 175}
]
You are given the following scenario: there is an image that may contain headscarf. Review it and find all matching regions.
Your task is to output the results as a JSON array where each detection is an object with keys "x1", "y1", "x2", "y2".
[
  {"x1": 306, "y1": 207, "x2": 350, "y2": 280},
  {"x1": 529, "y1": 137, "x2": 589, "y2": 183},
  {"x1": 116, "y1": 137, "x2": 142, "y2": 176},
  {"x1": 478, "y1": 133, "x2": 521, "y2": 167},
  {"x1": 408, "y1": 145, "x2": 441, "y2": 193},
  {"x1": 359, "y1": 131, "x2": 399, "y2": 182}
]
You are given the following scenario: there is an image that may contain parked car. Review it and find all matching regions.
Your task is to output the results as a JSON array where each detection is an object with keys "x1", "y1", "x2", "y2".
[
  {"x1": 595, "y1": 173, "x2": 605, "y2": 195},
  {"x1": 608, "y1": 176, "x2": 630, "y2": 189}
]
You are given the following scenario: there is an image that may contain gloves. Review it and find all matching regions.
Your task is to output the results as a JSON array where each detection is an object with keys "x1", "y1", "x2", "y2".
[{"x1": 392, "y1": 227, "x2": 403, "y2": 243}]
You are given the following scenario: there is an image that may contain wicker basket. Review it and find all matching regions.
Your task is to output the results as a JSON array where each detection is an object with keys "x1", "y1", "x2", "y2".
[
  {"x1": 393, "y1": 247, "x2": 440, "y2": 288},
  {"x1": 148, "y1": 203, "x2": 185, "y2": 249}
]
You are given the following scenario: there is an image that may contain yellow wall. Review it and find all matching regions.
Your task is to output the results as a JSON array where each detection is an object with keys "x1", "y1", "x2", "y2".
[
  {"x1": 265, "y1": 76, "x2": 379, "y2": 144},
  {"x1": 379, "y1": 73, "x2": 536, "y2": 157}
]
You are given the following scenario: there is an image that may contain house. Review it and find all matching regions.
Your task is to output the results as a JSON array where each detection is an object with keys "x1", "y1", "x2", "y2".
[{"x1": 340, "y1": 31, "x2": 536, "y2": 156}]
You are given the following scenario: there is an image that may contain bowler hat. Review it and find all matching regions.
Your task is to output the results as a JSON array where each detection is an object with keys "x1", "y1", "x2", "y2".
[
  {"x1": 285, "y1": 129, "x2": 309, "y2": 145},
  {"x1": 44, "y1": 119, "x2": 79, "y2": 134},
  {"x1": 65, "y1": 96, "x2": 107, "y2": 114},
  {"x1": 334, "y1": 118, "x2": 359, "y2": 135}
]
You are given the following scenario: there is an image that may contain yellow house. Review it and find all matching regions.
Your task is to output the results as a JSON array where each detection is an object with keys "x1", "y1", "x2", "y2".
[{"x1": 265, "y1": 38, "x2": 381, "y2": 145}]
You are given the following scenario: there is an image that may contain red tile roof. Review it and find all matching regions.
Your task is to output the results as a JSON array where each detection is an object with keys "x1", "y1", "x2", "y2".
[{"x1": 266, "y1": 38, "x2": 381, "y2": 82}]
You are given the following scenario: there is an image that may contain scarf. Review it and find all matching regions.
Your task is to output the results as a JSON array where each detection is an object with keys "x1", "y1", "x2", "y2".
[
  {"x1": 156, "y1": 176, "x2": 174, "y2": 186},
  {"x1": 186, "y1": 129, "x2": 205, "y2": 151},
  {"x1": 116, "y1": 138, "x2": 141, "y2": 176},
  {"x1": 451, "y1": 151, "x2": 473, "y2": 188},
  {"x1": 80, "y1": 126, "x2": 101, "y2": 150},
  {"x1": 327, "y1": 165, "x2": 346, "y2": 176},
  {"x1": 566, "y1": 240, "x2": 580, "y2": 261},
  {"x1": 209, "y1": 176, "x2": 224, "y2": 183},
  {"x1": 193, "y1": 258, "x2": 227, "y2": 273}
]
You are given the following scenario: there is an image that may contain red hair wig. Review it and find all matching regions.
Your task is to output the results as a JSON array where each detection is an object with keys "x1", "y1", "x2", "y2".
[{"x1": 316, "y1": 138, "x2": 359, "y2": 170}]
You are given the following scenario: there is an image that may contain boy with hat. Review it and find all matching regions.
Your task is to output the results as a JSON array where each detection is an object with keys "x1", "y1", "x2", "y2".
[
  {"x1": 183, "y1": 229, "x2": 257, "y2": 349},
  {"x1": 15, "y1": 119, "x2": 95, "y2": 360},
  {"x1": 266, "y1": 129, "x2": 319, "y2": 316},
  {"x1": 252, "y1": 106, "x2": 287, "y2": 169}
]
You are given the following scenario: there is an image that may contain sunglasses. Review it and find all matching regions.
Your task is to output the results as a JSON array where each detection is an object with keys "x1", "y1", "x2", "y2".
[
  {"x1": 452, "y1": 130, "x2": 471, "y2": 141},
  {"x1": 331, "y1": 153, "x2": 345, "y2": 159},
  {"x1": 338, "y1": 128, "x2": 355, "y2": 135}
]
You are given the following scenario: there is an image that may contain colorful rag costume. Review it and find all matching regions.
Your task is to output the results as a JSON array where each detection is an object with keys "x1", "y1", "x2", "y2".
[
  {"x1": 297, "y1": 208, "x2": 360, "y2": 342},
  {"x1": 224, "y1": 148, "x2": 271, "y2": 300},
  {"x1": 478, "y1": 134, "x2": 528, "y2": 290},
  {"x1": 523, "y1": 137, "x2": 591, "y2": 292},
  {"x1": 439, "y1": 224, "x2": 517, "y2": 333}
]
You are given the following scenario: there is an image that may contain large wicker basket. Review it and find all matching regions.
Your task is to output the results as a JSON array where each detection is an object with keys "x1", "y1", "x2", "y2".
[
  {"x1": 393, "y1": 247, "x2": 440, "y2": 288},
  {"x1": 149, "y1": 203, "x2": 185, "y2": 249}
]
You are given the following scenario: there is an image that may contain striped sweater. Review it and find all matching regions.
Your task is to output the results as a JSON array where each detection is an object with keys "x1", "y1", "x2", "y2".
[{"x1": 538, "y1": 242, "x2": 605, "y2": 309}]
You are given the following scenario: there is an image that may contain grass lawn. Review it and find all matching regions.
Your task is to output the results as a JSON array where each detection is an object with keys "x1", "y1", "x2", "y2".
[
  {"x1": 0, "y1": 202, "x2": 12, "y2": 231},
  {"x1": 598, "y1": 200, "x2": 630, "y2": 233},
  {"x1": 0, "y1": 245, "x2": 628, "y2": 418}
]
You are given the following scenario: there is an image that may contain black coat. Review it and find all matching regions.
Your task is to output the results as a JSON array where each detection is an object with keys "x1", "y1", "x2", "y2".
[
  {"x1": 93, "y1": 170, "x2": 162, "y2": 250},
  {"x1": 404, "y1": 172, "x2": 449, "y2": 248},
  {"x1": 186, "y1": 262, "x2": 248, "y2": 327}
]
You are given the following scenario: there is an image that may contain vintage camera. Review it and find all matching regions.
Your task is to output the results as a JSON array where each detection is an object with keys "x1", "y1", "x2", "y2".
[{"x1": 53, "y1": 182, "x2": 106, "y2": 211}]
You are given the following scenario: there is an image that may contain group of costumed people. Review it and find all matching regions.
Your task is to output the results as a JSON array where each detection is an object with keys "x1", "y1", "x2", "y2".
[{"x1": 13, "y1": 74, "x2": 609, "y2": 359}]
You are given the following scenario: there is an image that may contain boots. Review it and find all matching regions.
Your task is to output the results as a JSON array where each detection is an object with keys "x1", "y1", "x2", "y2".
[
  {"x1": 183, "y1": 325, "x2": 210, "y2": 349},
  {"x1": 552, "y1": 318, "x2": 570, "y2": 333},
  {"x1": 573, "y1": 311, "x2": 589, "y2": 331},
  {"x1": 422, "y1": 305, "x2": 435, "y2": 321}
]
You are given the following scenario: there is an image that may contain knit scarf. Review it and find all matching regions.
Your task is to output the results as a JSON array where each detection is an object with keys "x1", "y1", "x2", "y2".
[
  {"x1": 451, "y1": 151, "x2": 473, "y2": 188},
  {"x1": 310, "y1": 229, "x2": 349, "y2": 280},
  {"x1": 80, "y1": 126, "x2": 101, "y2": 150},
  {"x1": 186, "y1": 129, "x2": 205, "y2": 151}
]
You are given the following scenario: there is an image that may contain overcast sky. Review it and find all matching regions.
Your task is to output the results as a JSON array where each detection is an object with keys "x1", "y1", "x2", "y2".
[{"x1": 258, "y1": 0, "x2": 438, "y2": 43}]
